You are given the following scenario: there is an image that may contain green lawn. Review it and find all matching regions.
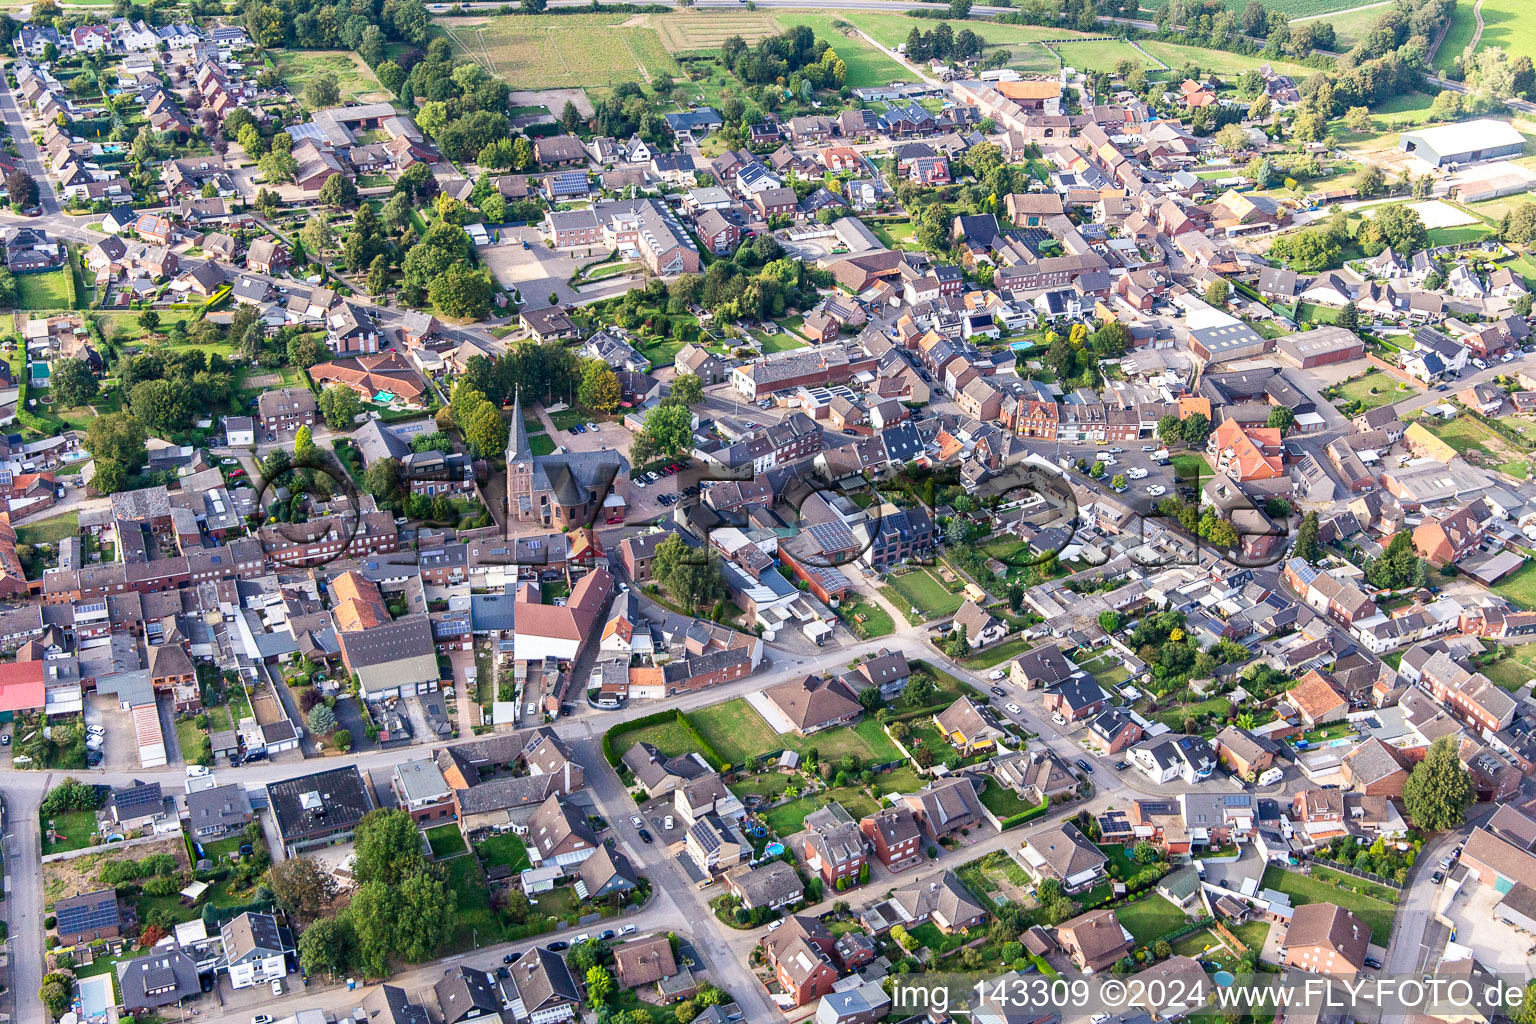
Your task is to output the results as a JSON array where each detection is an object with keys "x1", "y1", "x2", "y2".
[
  {"x1": 442, "y1": 851, "x2": 507, "y2": 950},
  {"x1": 977, "y1": 780, "x2": 1039, "y2": 819},
  {"x1": 1295, "y1": 301, "x2": 1342, "y2": 325},
  {"x1": 960, "y1": 635, "x2": 1032, "y2": 669},
  {"x1": 15, "y1": 511, "x2": 79, "y2": 548},
  {"x1": 1115, "y1": 894, "x2": 1189, "y2": 946},
  {"x1": 763, "y1": 786, "x2": 881, "y2": 835},
  {"x1": 690, "y1": 699, "x2": 902, "y2": 767},
  {"x1": 1231, "y1": 920, "x2": 1271, "y2": 953},
  {"x1": 426, "y1": 823, "x2": 467, "y2": 858},
  {"x1": 1419, "y1": 414, "x2": 1532, "y2": 480},
  {"x1": 475, "y1": 832, "x2": 531, "y2": 872},
  {"x1": 839, "y1": 595, "x2": 895, "y2": 640},
  {"x1": 528, "y1": 432, "x2": 556, "y2": 457},
  {"x1": 1426, "y1": 224, "x2": 1494, "y2": 247},
  {"x1": 1055, "y1": 39, "x2": 1152, "y2": 70},
  {"x1": 1151, "y1": 696, "x2": 1233, "y2": 732},
  {"x1": 883, "y1": 567, "x2": 964, "y2": 622},
  {"x1": 1170, "y1": 453, "x2": 1213, "y2": 483},
  {"x1": 1172, "y1": 928, "x2": 1224, "y2": 959},
  {"x1": 1261, "y1": 866, "x2": 1397, "y2": 944},
  {"x1": 1334, "y1": 371, "x2": 1408, "y2": 413},
  {"x1": 16, "y1": 270, "x2": 73, "y2": 310},
  {"x1": 41, "y1": 809, "x2": 97, "y2": 854},
  {"x1": 759, "y1": 333, "x2": 807, "y2": 354},
  {"x1": 634, "y1": 337, "x2": 686, "y2": 368},
  {"x1": 1138, "y1": 40, "x2": 1313, "y2": 78}
]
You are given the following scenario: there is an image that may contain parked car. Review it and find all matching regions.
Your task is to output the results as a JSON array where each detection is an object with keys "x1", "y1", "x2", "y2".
[
  {"x1": 585, "y1": 422, "x2": 599, "y2": 432},
  {"x1": 1075, "y1": 758, "x2": 1095, "y2": 774},
  {"x1": 638, "y1": 828, "x2": 653, "y2": 843},
  {"x1": 988, "y1": 669, "x2": 1005, "y2": 680},
  {"x1": 599, "y1": 930, "x2": 616, "y2": 940},
  {"x1": 1005, "y1": 703, "x2": 1022, "y2": 714},
  {"x1": 1364, "y1": 957, "x2": 1383, "y2": 970},
  {"x1": 545, "y1": 940, "x2": 569, "y2": 952},
  {"x1": 1431, "y1": 870, "x2": 1445, "y2": 884},
  {"x1": 185, "y1": 765, "x2": 210, "y2": 778},
  {"x1": 1113, "y1": 760, "x2": 1130, "y2": 771},
  {"x1": 504, "y1": 953, "x2": 518, "y2": 964},
  {"x1": 663, "y1": 815, "x2": 674, "y2": 829},
  {"x1": 990, "y1": 686, "x2": 1007, "y2": 697},
  {"x1": 631, "y1": 815, "x2": 643, "y2": 828}
]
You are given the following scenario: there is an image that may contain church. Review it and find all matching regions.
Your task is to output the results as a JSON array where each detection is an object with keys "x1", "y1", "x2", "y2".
[{"x1": 507, "y1": 395, "x2": 629, "y2": 529}]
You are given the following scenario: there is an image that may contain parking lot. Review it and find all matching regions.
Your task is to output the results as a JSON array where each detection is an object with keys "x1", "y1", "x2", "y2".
[
  {"x1": 1440, "y1": 877, "x2": 1532, "y2": 973},
  {"x1": 481, "y1": 225, "x2": 593, "y2": 307}
]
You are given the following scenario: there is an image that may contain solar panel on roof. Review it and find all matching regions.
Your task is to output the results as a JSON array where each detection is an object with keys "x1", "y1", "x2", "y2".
[{"x1": 56, "y1": 894, "x2": 119, "y2": 933}]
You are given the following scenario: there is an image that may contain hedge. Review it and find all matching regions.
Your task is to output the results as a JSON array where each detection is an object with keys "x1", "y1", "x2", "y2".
[{"x1": 602, "y1": 709, "x2": 677, "y2": 767}]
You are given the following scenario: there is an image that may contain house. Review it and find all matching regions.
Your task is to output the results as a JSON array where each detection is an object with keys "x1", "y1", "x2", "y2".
[
  {"x1": 803, "y1": 802, "x2": 866, "y2": 890},
  {"x1": 1211, "y1": 726, "x2": 1278, "y2": 779},
  {"x1": 613, "y1": 934, "x2": 678, "y2": 991},
  {"x1": 1042, "y1": 676, "x2": 1109, "y2": 723},
  {"x1": 765, "y1": 926, "x2": 837, "y2": 1006},
  {"x1": 220, "y1": 912, "x2": 294, "y2": 990},
  {"x1": 763, "y1": 674, "x2": 861, "y2": 735},
  {"x1": 861, "y1": 805, "x2": 924, "y2": 872},
  {"x1": 1414, "y1": 501, "x2": 1493, "y2": 566},
  {"x1": 902, "y1": 775, "x2": 984, "y2": 839},
  {"x1": 1340, "y1": 737, "x2": 1410, "y2": 797},
  {"x1": 726, "y1": 859, "x2": 803, "y2": 911},
  {"x1": 54, "y1": 888, "x2": 124, "y2": 946},
  {"x1": 520, "y1": 306, "x2": 580, "y2": 343},
  {"x1": 266, "y1": 765, "x2": 375, "y2": 855},
  {"x1": 950, "y1": 599, "x2": 1006, "y2": 648},
  {"x1": 883, "y1": 870, "x2": 987, "y2": 933},
  {"x1": 1131, "y1": 735, "x2": 1217, "y2": 785},
  {"x1": 686, "y1": 813, "x2": 746, "y2": 875},
  {"x1": 576, "y1": 845, "x2": 638, "y2": 901},
  {"x1": 1289, "y1": 669, "x2": 1348, "y2": 727},
  {"x1": 1010, "y1": 643, "x2": 1075, "y2": 689},
  {"x1": 1283, "y1": 903, "x2": 1369, "y2": 976},
  {"x1": 989, "y1": 748, "x2": 1077, "y2": 806},
  {"x1": 525, "y1": 793, "x2": 597, "y2": 869},
  {"x1": 246, "y1": 238, "x2": 288, "y2": 275},
  {"x1": 934, "y1": 696, "x2": 1006, "y2": 755},
  {"x1": 1086, "y1": 708, "x2": 1144, "y2": 754},
  {"x1": 1015, "y1": 822, "x2": 1107, "y2": 893},
  {"x1": 434, "y1": 967, "x2": 500, "y2": 1024},
  {"x1": 108, "y1": 780, "x2": 164, "y2": 828},
  {"x1": 119, "y1": 951, "x2": 201, "y2": 1014},
  {"x1": 1056, "y1": 908, "x2": 1133, "y2": 971},
  {"x1": 187, "y1": 782, "x2": 252, "y2": 839},
  {"x1": 504, "y1": 947, "x2": 581, "y2": 1024}
]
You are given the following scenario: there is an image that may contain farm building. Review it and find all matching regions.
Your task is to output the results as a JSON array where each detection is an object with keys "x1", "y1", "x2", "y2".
[
  {"x1": 1276, "y1": 325, "x2": 1365, "y2": 369},
  {"x1": 1399, "y1": 119, "x2": 1526, "y2": 168}
]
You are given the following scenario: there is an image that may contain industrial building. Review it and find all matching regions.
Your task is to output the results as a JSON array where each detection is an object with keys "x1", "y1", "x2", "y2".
[{"x1": 1399, "y1": 119, "x2": 1526, "y2": 168}]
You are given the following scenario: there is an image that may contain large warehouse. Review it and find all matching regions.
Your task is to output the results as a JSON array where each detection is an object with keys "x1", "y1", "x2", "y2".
[
  {"x1": 1277, "y1": 325, "x2": 1366, "y2": 369},
  {"x1": 1400, "y1": 119, "x2": 1526, "y2": 168}
]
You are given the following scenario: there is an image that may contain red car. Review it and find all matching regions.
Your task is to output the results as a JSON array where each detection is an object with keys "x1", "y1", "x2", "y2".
[{"x1": 229, "y1": 468, "x2": 245, "y2": 478}]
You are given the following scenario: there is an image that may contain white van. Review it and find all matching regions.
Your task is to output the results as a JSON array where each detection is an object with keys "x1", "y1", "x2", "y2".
[{"x1": 1257, "y1": 766, "x2": 1284, "y2": 787}]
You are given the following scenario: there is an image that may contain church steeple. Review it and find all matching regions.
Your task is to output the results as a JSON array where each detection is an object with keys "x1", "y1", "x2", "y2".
[{"x1": 510, "y1": 390, "x2": 532, "y2": 463}]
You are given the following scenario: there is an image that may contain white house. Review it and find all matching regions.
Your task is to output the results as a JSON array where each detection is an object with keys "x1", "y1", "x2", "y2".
[
  {"x1": 223, "y1": 416, "x2": 254, "y2": 447},
  {"x1": 219, "y1": 912, "x2": 293, "y2": 991}
]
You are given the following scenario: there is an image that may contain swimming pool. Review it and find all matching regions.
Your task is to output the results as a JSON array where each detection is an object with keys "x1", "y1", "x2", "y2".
[{"x1": 78, "y1": 973, "x2": 114, "y2": 1023}]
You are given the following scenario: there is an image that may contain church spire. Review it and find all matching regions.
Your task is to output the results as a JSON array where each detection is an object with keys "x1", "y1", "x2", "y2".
[{"x1": 510, "y1": 389, "x2": 532, "y2": 463}]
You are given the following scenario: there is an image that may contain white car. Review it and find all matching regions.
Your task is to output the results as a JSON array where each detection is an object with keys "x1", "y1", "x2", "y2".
[
  {"x1": 621, "y1": 924, "x2": 637, "y2": 935},
  {"x1": 646, "y1": 471, "x2": 660, "y2": 482},
  {"x1": 631, "y1": 815, "x2": 643, "y2": 828},
  {"x1": 1100, "y1": 456, "x2": 1116, "y2": 466},
  {"x1": 1141, "y1": 445, "x2": 1156, "y2": 452},
  {"x1": 585, "y1": 422, "x2": 599, "y2": 432},
  {"x1": 1473, "y1": 358, "x2": 1488, "y2": 369},
  {"x1": 1092, "y1": 1016, "x2": 1111, "y2": 1024},
  {"x1": 270, "y1": 981, "x2": 283, "y2": 996},
  {"x1": 988, "y1": 670, "x2": 1006, "y2": 680},
  {"x1": 185, "y1": 765, "x2": 210, "y2": 778},
  {"x1": 1052, "y1": 713, "x2": 1067, "y2": 725},
  {"x1": 663, "y1": 815, "x2": 675, "y2": 830},
  {"x1": 1095, "y1": 452, "x2": 1112, "y2": 460},
  {"x1": 634, "y1": 478, "x2": 646, "y2": 488},
  {"x1": 1503, "y1": 351, "x2": 1517, "y2": 362},
  {"x1": 253, "y1": 1017, "x2": 274, "y2": 1024},
  {"x1": 1146, "y1": 485, "x2": 1167, "y2": 496},
  {"x1": 1109, "y1": 447, "x2": 1123, "y2": 453},
  {"x1": 1006, "y1": 703, "x2": 1022, "y2": 714}
]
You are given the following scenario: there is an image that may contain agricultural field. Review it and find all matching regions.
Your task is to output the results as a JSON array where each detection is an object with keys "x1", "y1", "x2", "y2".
[
  {"x1": 838, "y1": 11, "x2": 1090, "y2": 49},
  {"x1": 1138, "y1": 40, "x2": 1314, "y2": 79},
  {"x1": 1054, "y1": 39, "x2": 1151, "y2": 73},
  {"x1": 440, "y1": 14, "x2": 681, "y2": 92},
  {"x1": 1304, "y1": 2, "x2": 1395, "y2": 49},
  {"x1": 772, "y1": 13, "x2": 911, "y2": 88},
  {"x1": 651, "y1": 10, "x2": 784, "y2": 53},
  {"x1": 275, "y1": 50, "x2": 392, "y2": 105},
  {"x1": 1432, "y1": 0, "x2": 1533, "y2": 73}
]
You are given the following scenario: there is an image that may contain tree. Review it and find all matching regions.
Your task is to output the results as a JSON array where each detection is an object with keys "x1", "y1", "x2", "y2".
[
  {"x1": 1403, "y1": 736, "x2": 1474, "y2": 831},
  {"x1": 1180, "y1": 412, "x2": 1211, "y2": 447},
  {"x1": 1111, "y1": 473, "x2": 1127, "y2": 490},
  {"x1": 1508, "y1": 981, "x2": 1536, "y2": 1024},
  {"x1": 671, "y1": 373, "x2": 704, "y2": 407},
  {"x1": 635, "y1": 402, "x2": 693, "y2": 460},
  {"x1": 83, "y1": 412, "x2": 148, "y2": 489},
  {"x1": 6, "y1": 169, "x2": 38, "y2": 210},
  {"x1": 317, "y1": 384, "x2": 363, "y2": 430},
  {"x1": 947, "y1": 623, "x2": 970, "y2": 659},
  {"x1": 318, "y1": 172, "x2": 358, "y2": 209},
  {"x1": 40, "y1": 980, "x2": 70, "y2": 1020},
  {"x1": 297, "y1": 915, "x2": 355, "y2": 977},
  {"x1": 1098, "y1": 610, "x2": 1121, "y2": 633},
  {"x1": 352, "y1": 808, "x2": 426, "y2": 887},
  {"x1": 578, "y1": 361, "x2": 621, "y2": 413},
  {"x1": 1157, "y1": 413, "x2": 1183, "y2": 445},
  {"x1": 1358, "y1": 204, "x2": 1427, "y2": 257},
  {"x1": 1215, "y1": 123, "x2": 1248, "y2": 153},
  {"x1": 307, "y1": 703, "x2": 337, "y2": 735},
  {"x1": 1343, "y1": 105, "x2": 1372, "y2": 133},
  {"x1": 364, "y1": 457, "x2": 403, "y2": 504},
  {"x1": 367, "y1": 254, "x2": 391, "y2": 296},
  {"x1": 1294, "y1": 511, "x2": 1321, "y2": 563},
  {"x1": 267, "y1": 856, "x2": 338, "y2": 923},
  {"x1": 1267, "y1": 406, "x2": 1295, "y2": 434},
  {"x1": 287, "y1": 333, "x2": 327, "y2": 369},
  {"x1": 49, "y1": 359, "x2": 99, "y2": 409},
  {"x1": 1204, "y1": 278, "x2": 1230, "y2": 306},
  {"x1": 139, "y1": 309, "x2": 161, "y2": 334},
  {"x1": 586, "y1": 966, "x2": 614, "y2": 1004},
  {"x1": 1337, "y1": 301, "x2": 1361, "y2": 330},
  {"x1": 1132, "y1": 839, "x2": 1160, "y2": 864},
  {"x1": 294, "y1": 425, "x2": 319, "y2": 465},
  {"x1": 461, "y1": 399, "x2": 509, "y2": 459},
  {"x1": 428, "y1": 265, "x2": 491, "y2": 320},
  {"x1": 301, "y1": 212, "x2": 333, "y2": 256},
  {"x1": 305, "y1": 70, "x2": 342, "y2": 109}
]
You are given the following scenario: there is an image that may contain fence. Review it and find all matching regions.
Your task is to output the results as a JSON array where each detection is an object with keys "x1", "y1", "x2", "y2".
[
  {"x1": 1300, "y1": 859, "x2": 1403, "y2": 894},
  {"x1": 1365, "y1": 353, "x2": 1428, "y2": 391}
]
